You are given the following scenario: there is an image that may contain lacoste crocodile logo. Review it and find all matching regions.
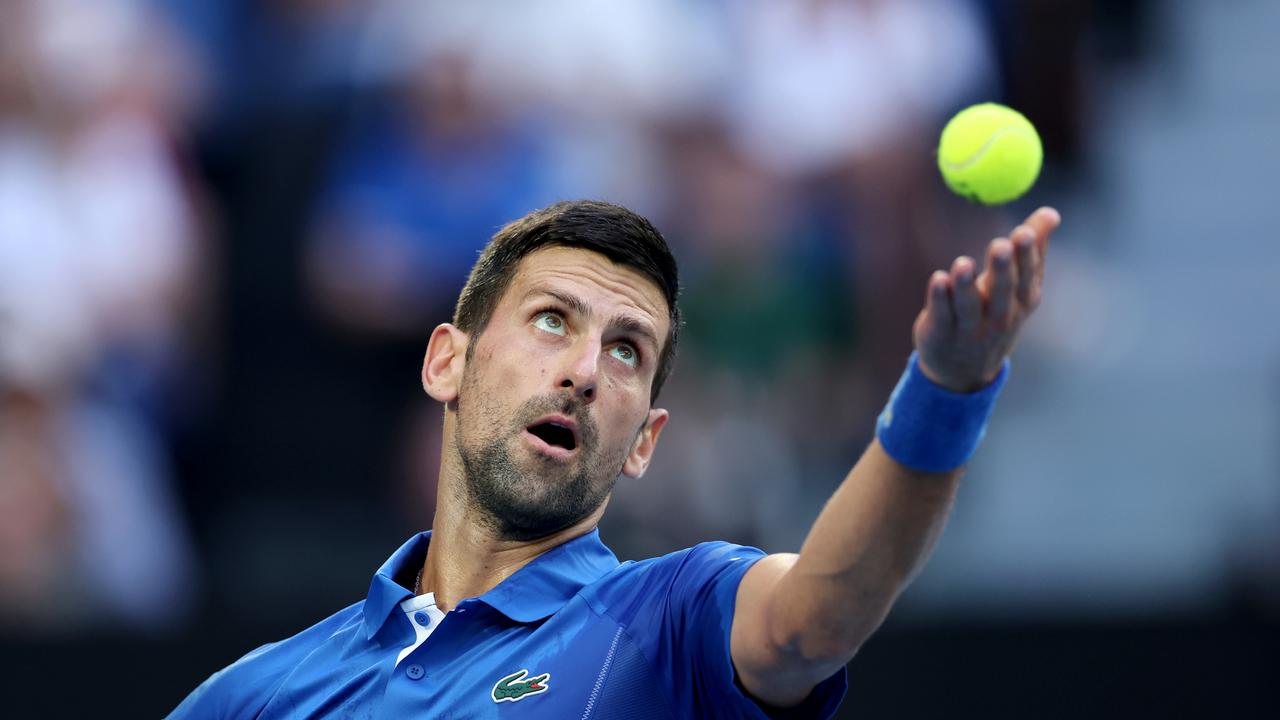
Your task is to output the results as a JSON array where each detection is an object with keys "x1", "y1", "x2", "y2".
[{"x1": 491, "y1": 669, "x2": 551, "y2": 703}]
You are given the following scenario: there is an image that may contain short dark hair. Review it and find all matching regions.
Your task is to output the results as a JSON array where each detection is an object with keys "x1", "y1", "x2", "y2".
[{"x1": 453, "y1": 200, "x2": 681, "y2": 403}]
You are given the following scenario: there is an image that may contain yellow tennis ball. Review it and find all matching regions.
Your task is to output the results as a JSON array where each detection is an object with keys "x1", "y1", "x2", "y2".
[{"x1": 937, "y1": 103, "x2": 1043, "y2": 205}]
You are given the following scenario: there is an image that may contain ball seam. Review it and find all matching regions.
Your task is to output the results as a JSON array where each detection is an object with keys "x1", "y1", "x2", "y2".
[{"x1": 939, "y1": 125, "x2": 1036, "y2": 172}]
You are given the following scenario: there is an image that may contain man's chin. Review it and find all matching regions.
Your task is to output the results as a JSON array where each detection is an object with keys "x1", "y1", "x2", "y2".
[
  {"x1": 485, "y1": 492, "x2": 598, "y2": 542},
  {"x1": 460, "y1": 435, "x2": 611, "y2": 540},
  {"x1": 477, "y1": 470, "x2": 611, "y2": 541}
]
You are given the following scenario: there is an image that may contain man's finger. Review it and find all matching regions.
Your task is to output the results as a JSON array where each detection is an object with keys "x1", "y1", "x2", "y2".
[
  {"x1": 1023, "y1": 206, "x2": 1060, "y2": 260},
  {"x1": 925, "y1": 270, "x2": 954, "y2": 331},
  {"x1": 1012, "y1": 226, "x2": 1039, "y2": 308},
  {"x1": 985, "y1": 238, "x2": 1016, "y2": 327},
  {"x1": 950, "y1": 256, "x2": 980, "y2": 333}
]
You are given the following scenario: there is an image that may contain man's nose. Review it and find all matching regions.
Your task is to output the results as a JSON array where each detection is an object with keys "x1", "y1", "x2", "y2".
[{"x1": 558, "y1": 338, "x2": 599, "y2": 402}]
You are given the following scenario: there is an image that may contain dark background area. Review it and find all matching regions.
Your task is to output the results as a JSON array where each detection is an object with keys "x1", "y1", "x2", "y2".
[{"x1": 5, "y1": 612, "x2": 1276, "y2": 717}]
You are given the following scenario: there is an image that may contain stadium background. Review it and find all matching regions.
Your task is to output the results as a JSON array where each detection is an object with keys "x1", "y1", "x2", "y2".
[{"x1": 0, "y1": 0, "x2": 1275, "y2": 716}]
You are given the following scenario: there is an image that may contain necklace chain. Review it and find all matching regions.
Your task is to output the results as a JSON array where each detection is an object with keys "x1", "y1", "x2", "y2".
[{"x1": 414, "y1": 566, "x2": 424, "y2": 596}]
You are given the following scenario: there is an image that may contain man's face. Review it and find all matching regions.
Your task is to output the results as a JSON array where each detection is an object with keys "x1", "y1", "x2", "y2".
[{"x1": 452, "y1": 246, "x2": 670, "y2": 541}]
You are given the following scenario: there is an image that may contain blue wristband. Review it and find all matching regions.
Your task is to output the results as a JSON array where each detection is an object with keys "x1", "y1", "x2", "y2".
[{"x1": 875, "y1": 351, "x2": 1009, "y2": 472}]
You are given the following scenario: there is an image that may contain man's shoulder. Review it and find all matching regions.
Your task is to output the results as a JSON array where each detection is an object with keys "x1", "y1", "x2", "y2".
[
  {"x1": 564, "y1": 540, "x2": 793, "y2": 719},
  {"x1": 577, "y1": 540, "x2": 766, "y2": 620},
  {"x1": 609, "y1": 539, "x2": 768, "y2": 577},
  {"x1": 167, "y1": 601, "x2": 366, "y2": 718}
]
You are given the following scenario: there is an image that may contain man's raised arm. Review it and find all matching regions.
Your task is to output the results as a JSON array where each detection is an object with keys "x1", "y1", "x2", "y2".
[{"x1": 730, "y1": 207, "x2": 1062, "y2": 708}]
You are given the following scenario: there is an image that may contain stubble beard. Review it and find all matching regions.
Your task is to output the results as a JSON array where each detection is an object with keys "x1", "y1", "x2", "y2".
[{"x1": 456, "y1": 387, "x2": 621, "y2": 542}]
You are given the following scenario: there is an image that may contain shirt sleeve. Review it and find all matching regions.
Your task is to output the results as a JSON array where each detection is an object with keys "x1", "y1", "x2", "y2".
[
  {"x1": 628, "y1": 542, "x2": 849, "y2": 719},
  {"x1": 165, "y1": 603, "x2": 363, "y2": 719},
  {"x1": 166, "y1": 642, "x2": 286, "y2": 720}
]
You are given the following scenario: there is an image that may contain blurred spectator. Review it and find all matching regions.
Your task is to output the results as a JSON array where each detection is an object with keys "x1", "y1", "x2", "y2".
[
  {"x1": 724, "y1": 0, "x2": 995, "y2": 177},
  {"x1": 305, "y1": 54, "x2": 568, "y2": 338},
  {"x1": 719, "y1": 0, "x2": 1005, "y2": 399},
  {"x1": 0, "y1": 0, "x2": 202, "y2": 631}
]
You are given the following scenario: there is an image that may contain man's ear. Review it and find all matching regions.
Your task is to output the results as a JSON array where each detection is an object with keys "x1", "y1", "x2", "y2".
[
  {"x1": 422, "y1": 323, "x2": 469, "y2": 404},
  {"x1": 622, "y1": 408, "x2": 669, "y2": 479}
]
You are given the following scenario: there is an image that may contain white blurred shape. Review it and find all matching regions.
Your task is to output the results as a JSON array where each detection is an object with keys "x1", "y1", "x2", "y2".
[
  {"x1": 28, "y1": 0, "x2": 145, "y2": 111},
  {"x1": 63, "y1": 399, "x2": 197, "y2": 627},
  {"x1": 0, "y1": 125, "x2": 96, "y2": 388},
  {"x1": 361, "y1": 0, "x2": 731, "y2": 122},
  {"x1": 726, "y1": 0, "x2": 994, "y2": 176}
]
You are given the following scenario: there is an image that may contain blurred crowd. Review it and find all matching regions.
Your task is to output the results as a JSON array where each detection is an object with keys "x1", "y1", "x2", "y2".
[{"x1": 0, "y1": 0, "x2": 1130, "y2": 633}]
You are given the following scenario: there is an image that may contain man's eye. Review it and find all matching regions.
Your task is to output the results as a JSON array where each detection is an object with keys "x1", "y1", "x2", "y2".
[
  {"x1": 610, "y1": 343, "x2": 639, "y2": 368},
  {"x1": 533, "y1": 311, "x2": 566, "y2": 335}
]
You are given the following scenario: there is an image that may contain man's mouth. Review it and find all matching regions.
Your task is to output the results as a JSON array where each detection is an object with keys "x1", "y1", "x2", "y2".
[{"x1": 524, "y1": 416, "x2": 579, "y2": 457}]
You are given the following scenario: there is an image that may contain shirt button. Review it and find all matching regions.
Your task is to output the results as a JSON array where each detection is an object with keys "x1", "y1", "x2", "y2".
[
  {"x1": 406, "y1": 664, "x2": 425, "y2": 680},
  {"x1": 413, "y1": 611, "x2": 430, "y2": 627}
]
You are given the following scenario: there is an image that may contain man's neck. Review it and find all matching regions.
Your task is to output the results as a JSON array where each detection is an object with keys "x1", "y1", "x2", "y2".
[{"x1": 417, "y1": 491, "x2": 603, "y2": 612}]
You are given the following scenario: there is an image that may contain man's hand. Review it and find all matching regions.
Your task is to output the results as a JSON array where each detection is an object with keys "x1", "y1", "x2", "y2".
[{"x1": 914, "y1": 207, "x2": 1061, "y2": 392}]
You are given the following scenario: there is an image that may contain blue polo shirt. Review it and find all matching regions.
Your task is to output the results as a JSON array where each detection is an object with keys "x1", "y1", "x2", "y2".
[{"x1": 169, "y1": 530, "x2": 847, "y2": 718}]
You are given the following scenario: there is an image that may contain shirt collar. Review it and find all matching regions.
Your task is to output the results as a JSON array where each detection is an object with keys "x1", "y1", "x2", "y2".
[
  {"x1": 362, "y1": 529, "x2": 619, "y2": 639},
  {"x1": 476, "y1": 529, "x2": 620, "y2": 622}
]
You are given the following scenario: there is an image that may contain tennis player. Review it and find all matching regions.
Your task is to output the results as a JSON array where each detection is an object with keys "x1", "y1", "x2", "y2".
[{"x1": 170, "y1": 200, "x2": 1060, "y2": 718}]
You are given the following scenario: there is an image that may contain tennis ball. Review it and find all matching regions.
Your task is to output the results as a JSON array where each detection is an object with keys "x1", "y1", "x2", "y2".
[{"x1": 937, "y1": 103, "x2": 1042, "y2": 205}]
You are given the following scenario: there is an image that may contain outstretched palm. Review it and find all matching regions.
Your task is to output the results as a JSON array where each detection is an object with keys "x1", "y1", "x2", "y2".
[{"x1": 913, "y1": 207, "x2": 1062, "y2": 393}]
